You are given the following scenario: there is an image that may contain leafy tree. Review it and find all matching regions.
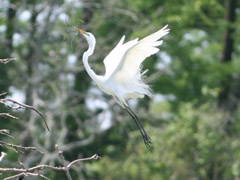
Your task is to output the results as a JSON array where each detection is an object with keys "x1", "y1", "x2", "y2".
[{"x1": 0, "y1": 0, "x2": 240, "y2": 179}]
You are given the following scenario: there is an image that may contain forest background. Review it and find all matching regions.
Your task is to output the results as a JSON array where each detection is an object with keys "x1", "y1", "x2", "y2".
[{"x1": 0, "y1": 0, "x2": 240, "y2": 179}]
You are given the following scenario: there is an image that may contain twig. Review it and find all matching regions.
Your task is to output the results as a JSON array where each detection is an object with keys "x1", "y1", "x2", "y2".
[
  {"x1": 0, "y1": 58, "x2": 16, "y2": 64},
  {"x1": 0, "y1": 152, "x2": 7, "y2": 162},
  {"x1": 66, "y1": 154, "x2": 100, "y2": 168},
  {"x1": 4, "y1": 172, "x2": 50, "y2": 180},
  {"x1": 0, "y1": 113, "x2": 18, "y2": 119},
  {"x1": 4, "y1": 174, "x2": 26, "y2": 180},
  {"x1": 0, "y1": 92, "x2": 7, "y2": 96},
  {"x1": 0, "y1": 141, "x2": 43, "y2": 154},
  {"x1": 0, "y1": 154, "x2": 100, "y2": 179},
  {"x1": 0, "y1": 154, "x2": 99, "y2": 172},
  {"x1": 0, "y1": 98, "x2": 50, "y2": 132},
  {"x1": 0, "y1": 129, "x2": 14, "y2": 139},
  {"x1": 0, "y1": 129, "x2": 10, "y2": 135},
  {"x1": 56, "y1": 144, "x2": 72, "y2": 180}
]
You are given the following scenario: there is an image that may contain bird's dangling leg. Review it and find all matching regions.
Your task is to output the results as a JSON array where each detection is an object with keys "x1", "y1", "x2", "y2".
[{"x1": 124, "y1": 105, "x2": 152, "y2": 148}]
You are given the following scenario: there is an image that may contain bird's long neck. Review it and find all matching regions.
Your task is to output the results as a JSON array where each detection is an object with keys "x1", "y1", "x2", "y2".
[{"x1": 82, "y1": 45, "x2": 101, "y2": 84}]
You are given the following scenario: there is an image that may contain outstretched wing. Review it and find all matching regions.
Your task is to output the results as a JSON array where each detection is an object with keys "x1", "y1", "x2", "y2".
[
  {"x1": 103, "y1": 35, "x2": 138, "y2": 78},
  {"x1": 108, "y1": 25, "x2": 169, "y2": 93}
]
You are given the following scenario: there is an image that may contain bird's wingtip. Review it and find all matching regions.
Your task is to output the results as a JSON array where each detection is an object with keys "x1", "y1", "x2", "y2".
[
  {"x1": 162, "y1": 24, "x2": 170, "y2": 31},
  {"x1": 117, "y1": 35, "x2": 125, "y2": 46}
]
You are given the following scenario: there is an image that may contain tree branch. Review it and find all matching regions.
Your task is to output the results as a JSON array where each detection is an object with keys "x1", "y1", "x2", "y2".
[
  {"x1": 0, "y1": 129, "x2": 13, "y2": 138},
  {"x1": 0, "y1": 153, "x2": 100, "y2": 180},
  {"x1": 0, "y1": 58, "x2": 16, "y2": 64},
  {"x1": 0, "y1": 92, "x2": 7, "y2": 96},
  {"x1": 4, "y1": 172, "x2": 50, "y2": 180},
  {"x1": 0, "y1": 152, "x2": 7, "y2": 162},
  {"x1": 0, "y1": 113, "x2": 18, "y2": 119},
  {"x1": 0, "y1": 98, "x2": 50, "y2": 131},
  {"x1": 55, "y1": 144, "x2": 72, "y2": 180},
  {"x1": 0, "y1": 141, "x2": 43, "y2": 154}
]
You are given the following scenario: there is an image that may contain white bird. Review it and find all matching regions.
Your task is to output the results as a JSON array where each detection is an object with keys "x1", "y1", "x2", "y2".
[{"x1": 76, "y1": 25, "x2": 169, "y2": 147}]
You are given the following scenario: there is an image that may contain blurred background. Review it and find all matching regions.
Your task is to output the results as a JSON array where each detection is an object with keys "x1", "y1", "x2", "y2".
[{"x1": 0, "y1": 0, "x2": 240, "y2": 179}]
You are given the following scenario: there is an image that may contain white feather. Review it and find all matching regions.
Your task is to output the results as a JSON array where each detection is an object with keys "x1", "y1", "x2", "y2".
[
  {"x1": 103, "y1": 25, "x2": 170, "y2": 102},
  {"x1": 79, "y1": 25, "x2": 169, "y2": 147}
]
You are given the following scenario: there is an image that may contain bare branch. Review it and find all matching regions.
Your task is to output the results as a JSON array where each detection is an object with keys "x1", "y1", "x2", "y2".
[
  {"x1": 0, "y1": 113, "x2": 18, "y2": 119},
  {"x1": 0, "y1": 141, "x2": 43, "y2": 154},
  {"x1": 0, "y1": 129, "x2": 10, "y2": 134},
  {"x1": 56, "y1": 144, "x2": 72, "y2": 180},
  {"x1": 0, "y1": 154, "x2": 100, "y2": 179},
  {"x1": 4, "y1": 172, "x2": 50, "y2": 180},
  {"x1": 67, "y1": 154, "x2": 100, "y2": 168},
  {"x1": 0, "y1": 98, "x2": 50, "y2": 132},
  {"x1": 0, "y1": 152, "x2": 7, "y2": 162},
  {"x1": 0, "y1": 58, "x2": 16, "y2": 64},
  {"x1": 0, "y1": 129, "x2": 14, "y2": 138},
  {"x1": 61, "y1": 133, "x2": 96, "y2": 151},
  {"x1": 3, "y1": 173, "x2": 26, "y2": 180},
  {"x1": 0, "y1": 92, "x2": 7, "y2": 96}
]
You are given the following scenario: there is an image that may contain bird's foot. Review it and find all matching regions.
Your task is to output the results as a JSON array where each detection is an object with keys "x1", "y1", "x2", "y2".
[{"x1": 143, "y1": 134, "x2": 152, "y2": 148}]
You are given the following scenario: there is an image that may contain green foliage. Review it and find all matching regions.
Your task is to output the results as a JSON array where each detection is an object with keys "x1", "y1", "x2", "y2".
[
  {"x1": 1, "y1": 0, "x2": 240, "y2": 179},
  {"x1": 86, "y1": 103, "x2": 240, "y2": 179}
]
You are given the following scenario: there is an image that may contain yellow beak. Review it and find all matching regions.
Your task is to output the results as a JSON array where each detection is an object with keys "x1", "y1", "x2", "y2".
[{"x1": 75, "y1": 27, "x2": 86, "y2": 34}]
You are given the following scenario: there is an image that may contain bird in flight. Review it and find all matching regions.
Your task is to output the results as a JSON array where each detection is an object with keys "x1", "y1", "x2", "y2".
[{"x1": 76, "y1": 25, "x2": 169, "y2": 147}]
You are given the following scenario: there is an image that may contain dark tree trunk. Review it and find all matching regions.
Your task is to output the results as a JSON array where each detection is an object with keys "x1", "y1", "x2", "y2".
[
  {"x1": 221, "y1": 0, "x2": 236, "y2": 62},
  {"x1": 24, "y1": 10, "x2": 38, "y2": 121},
  {"x1": 0, "y1": 0, "x2": 18, "y2": 94},
  {"x1": 218, "y1": 0, "x2": 237, "y2": 109},
  {"x1": 5, "y1": 0, "x2": 18, "y2": 55}
]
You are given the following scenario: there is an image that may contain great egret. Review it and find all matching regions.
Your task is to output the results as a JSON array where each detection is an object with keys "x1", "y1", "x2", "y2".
[{"x1": 76, "y1": 25, "x2": 169, "y2": 147}]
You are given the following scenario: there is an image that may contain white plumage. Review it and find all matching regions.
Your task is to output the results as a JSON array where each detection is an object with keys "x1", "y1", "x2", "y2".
[{"x1": 76, "y1": 25, "x2": 169, "y2": 147}]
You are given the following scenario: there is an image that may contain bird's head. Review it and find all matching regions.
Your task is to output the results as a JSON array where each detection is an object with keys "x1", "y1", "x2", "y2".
[{"x1": 75, "y1": 26, "x2": 96, "y2": 48}]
